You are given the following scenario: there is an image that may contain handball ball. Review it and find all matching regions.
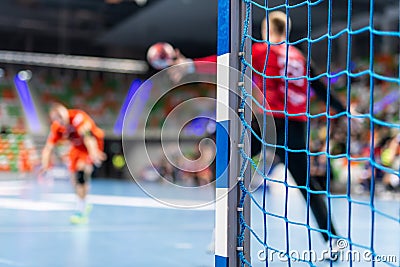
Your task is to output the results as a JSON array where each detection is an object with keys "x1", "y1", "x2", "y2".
[{"x1": 146, "y1": 42, "x2": 176, "y2": 70}]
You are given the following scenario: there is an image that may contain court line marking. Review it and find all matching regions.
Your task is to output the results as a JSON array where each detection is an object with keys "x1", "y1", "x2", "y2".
[
  {"x1": 0, "y1": 181, "x2": 29, "y2": 196},
  {"x1": 0, "y1": 189, "x2": 21, "y2": 196},
  {"x1": 0, "y1": 198, "x2": 74, "y2": 211},
  {"x1": 0, "y1": 181, "x2": 27, "y2": 186},
  {"x1": 0, "y1": 258, "x2": 24, "y2": 266},
  {"x1": 0, "y1": 224, "x2": 213, "y2": 233},
  {"x1": 0, "y1": 193, "x2": 215, "y2": 211},
  {"x1": 43, "y1": 193, "x2": 215, "y2": 211}
]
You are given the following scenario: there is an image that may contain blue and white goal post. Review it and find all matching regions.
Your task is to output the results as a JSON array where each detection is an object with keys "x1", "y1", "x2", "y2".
[{"x1": 215, "y1": 0, "x2": 252, "y2": 266}]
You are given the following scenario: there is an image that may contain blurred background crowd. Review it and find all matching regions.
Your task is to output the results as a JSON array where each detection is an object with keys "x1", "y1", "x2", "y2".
[
  {"x1": 0, "y1": 52, "x2": 398, "y2": 198},
  {"x1": 0, "y1": 0, "x2": 398, "y2": 199}
]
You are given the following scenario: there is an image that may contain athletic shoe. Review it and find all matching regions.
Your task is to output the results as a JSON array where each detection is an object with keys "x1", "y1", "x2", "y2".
[
  {"x1": 70, "y1": 213, "x2": 88, "y2": 224},
  {"x1": 85, "y1": 204, "x2": 93, "y2": 216}
]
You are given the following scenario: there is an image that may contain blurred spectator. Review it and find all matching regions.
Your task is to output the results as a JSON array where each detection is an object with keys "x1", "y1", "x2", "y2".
[{"x1": 1, "y1": 125, "x2": 8, "y2": 134}]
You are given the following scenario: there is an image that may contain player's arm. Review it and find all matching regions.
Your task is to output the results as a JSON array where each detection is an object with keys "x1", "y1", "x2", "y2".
[
  {"x1": 78, "y1": 122, "x2": 106, "y2": 166},
  {"x1": 168, "y1": 50, "x2": 217, "y2": 82},
  {"x1": 41, "y1": 124, "x2": 60, "y2": 171},
  {"x1": 192, "y1": 55, "x2": 218, "y2": 74},
  {"x1": 310, "y1": 67, "x2": 346, "y2": 113},
  {"x1": 41, "y1": 142, "x2": 54, "y2": 171},
  {"x1": 78, "y1": 122, "x2": 99, "y2": 156}
]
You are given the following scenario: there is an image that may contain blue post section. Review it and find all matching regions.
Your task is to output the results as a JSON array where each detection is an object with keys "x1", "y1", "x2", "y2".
[
  {"x1": 14, "y1": 75, "x2": 41, "y2": 133},
  {"x1": 218, "y1": 0, "x2": 230, "y2": 56},
  {"x1": 215, "y1": 255, "x2": 228, "y2": 267},
  {"x1": 216, "y1": 120, "x2": 229, "y2": 189}
]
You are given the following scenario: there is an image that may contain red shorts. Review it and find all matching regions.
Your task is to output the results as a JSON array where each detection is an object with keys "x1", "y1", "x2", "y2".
[{"x1": 69, "y1": 138, "x2": 104, "y2": 172}]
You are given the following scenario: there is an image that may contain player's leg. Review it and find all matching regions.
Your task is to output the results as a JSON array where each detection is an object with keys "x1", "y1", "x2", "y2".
[
  {"x1": 69, "y1": 150, "x2": 93, "y2": 224},
  {"x1": 74, "y1": 136, "x2": 104, "y2": 215},
  {"x1": 276, "y1": 118, "x2": 338, "y2": 242},
  {"x1": 251, "y1": 114, "x2": 262, "y2": 158},
  {"x1": 75, "y1": 161, "x2": 93, "y2": 213},
  {"x1": 286, "y1": 152, "x2": 338, "y2": 240}
]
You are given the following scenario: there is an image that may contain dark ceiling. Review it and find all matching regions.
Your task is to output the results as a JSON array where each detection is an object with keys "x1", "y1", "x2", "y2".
[{"x1": 0, "y1": 0, "x2": 398, "y2": 61}]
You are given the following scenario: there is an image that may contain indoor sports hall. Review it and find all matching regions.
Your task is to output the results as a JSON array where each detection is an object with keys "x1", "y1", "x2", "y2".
[{"x1": 0, "y1": 1, "x2": 398, "y2": 267}]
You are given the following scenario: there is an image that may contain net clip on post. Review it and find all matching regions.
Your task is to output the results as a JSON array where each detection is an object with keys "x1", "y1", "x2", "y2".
[
  {"x1": 238, "y1": 51, "x2": 245, "y2": 57},
  {"x1": 237, "y1": 207, "x2": 244, "y2": 212},
  {"x1": 238, "y1": 81, "x2": 244, "y2": 87}
]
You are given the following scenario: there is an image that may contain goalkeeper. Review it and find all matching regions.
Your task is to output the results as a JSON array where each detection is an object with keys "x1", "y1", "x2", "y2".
[{"x1": 165, "y1": 11, "x2": 348, "y2": 247}]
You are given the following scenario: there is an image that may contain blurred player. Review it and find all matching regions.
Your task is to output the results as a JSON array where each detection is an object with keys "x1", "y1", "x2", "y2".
[
  {"x1": 381, "y1": 133, "x2": 400, "y2": 192},
  {"x1": 41, "y1": 103, "x2": 106, "y2": 224},
  {"x1": 164, "y1": 11, "x2": 349, "y2": 255}
]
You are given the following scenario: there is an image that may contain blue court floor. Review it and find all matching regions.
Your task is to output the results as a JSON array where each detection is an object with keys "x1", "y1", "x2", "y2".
[
  {"x1": 0, "y1": 175, "x2": 398, "y2": 267},
  {"x1": 0, "y1": 177, "x2": 215, "y2": 267},
  {"x1": 250, "y1": 182, "x2": 399, "y2": 267}
]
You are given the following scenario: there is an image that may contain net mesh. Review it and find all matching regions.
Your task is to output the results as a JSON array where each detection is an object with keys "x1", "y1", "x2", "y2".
[{"x1": 235, "y1": 0, "x2": 399, "y2": 266}]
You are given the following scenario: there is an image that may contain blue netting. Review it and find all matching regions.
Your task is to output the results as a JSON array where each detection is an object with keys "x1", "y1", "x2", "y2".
[{"x1": 235, "y1": 1, "x2": 399, "y2": 266}]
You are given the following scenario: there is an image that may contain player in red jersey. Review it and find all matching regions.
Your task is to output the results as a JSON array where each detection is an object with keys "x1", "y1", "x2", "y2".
[
  {"x1": 166, "y1": 11, "x2": 347, "y2": 254},
  {"x1": 41, "y1": 103, "x2": 106, "y2": 224}
]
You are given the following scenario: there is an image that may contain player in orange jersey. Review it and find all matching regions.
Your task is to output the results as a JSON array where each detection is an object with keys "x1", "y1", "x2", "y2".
[{"x1": 41, "y1": 103, "x2": 106, "y2": 224}]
